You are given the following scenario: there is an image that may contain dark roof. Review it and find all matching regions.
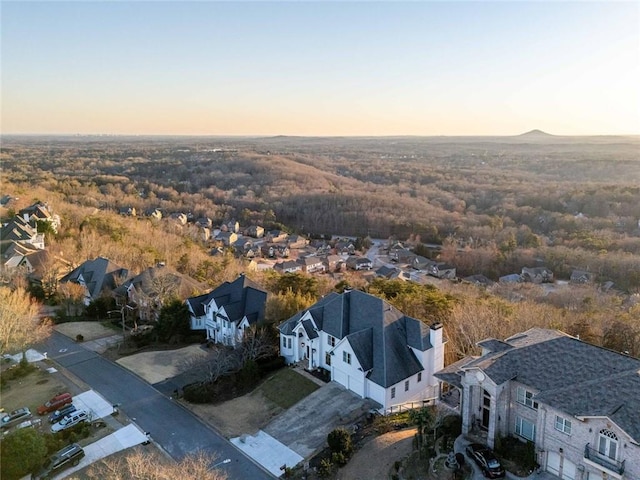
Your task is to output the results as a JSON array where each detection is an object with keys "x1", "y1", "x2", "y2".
[
  {"x1": 60, "y1": 257, "x2": 128, "y2": 300},
  {"x1": 434, "y1": 356, "x2": 477, "y2": 389},
  {"x1": 466, "y1": 328, "x2": 640, "y2": 442},
  {"x1": 280, "y1": 290, "x2": 433, "y2": 388},
  {"x1": 186, "y1": 274, "x2": 267, "y2": 326}
]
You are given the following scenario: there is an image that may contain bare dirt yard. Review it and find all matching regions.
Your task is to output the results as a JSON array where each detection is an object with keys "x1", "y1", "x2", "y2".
[
  {"x1": 116, "y1": 345, "x2": 209, "y2": 384},
  {"x1": 335, "y1": 428, "x2": 417, "y2": 480},
  {"x1": 55, "y1": 321, "x2": 118, "y2": 341},
  {"x1": 0, "y1": 365, "x2": 74, "y2": 414}
]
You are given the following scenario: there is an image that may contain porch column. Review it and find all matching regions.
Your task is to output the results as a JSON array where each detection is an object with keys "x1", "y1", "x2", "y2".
[{"x1": 461, "y1": 383, "x2": 472, "y2": 435}]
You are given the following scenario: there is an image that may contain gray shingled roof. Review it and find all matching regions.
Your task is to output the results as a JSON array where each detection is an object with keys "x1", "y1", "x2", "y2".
[
  {"x1": 186, "y1": 274, "x2": 267, "y2": 326},
  {"x1": 60, "y1": 257, "x2": 128, "y2": 300},
  {"x1": 279, "y1": 290, "x2": 433, "y2": 388},
  {"x1": 477, "y1": 339, "x2": 513, "y2": 354},
  {"x1": 462, "y1": 328, "x2": 640, "y2": 443}
]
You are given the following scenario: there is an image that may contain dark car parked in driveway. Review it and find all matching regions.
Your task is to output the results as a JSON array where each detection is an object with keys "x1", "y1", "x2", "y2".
[
  {"x1": 466, "y1": 443, "x2": 506, "y2": 478},
  {"x1": 48, "y1": 404, "x2": 77, "y2": 424},
  {"x1": 33, "y1": 443, "x2": 85, "y2": 479}
]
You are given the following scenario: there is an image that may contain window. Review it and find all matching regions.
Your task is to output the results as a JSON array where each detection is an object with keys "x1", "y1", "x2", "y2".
[
  {"x1": 287, "y1": 338, "x2": 292, "y2": 349},
  {"x1": 515, "y1": 417, "x2": 535, "y2": 441},
  {"x1": 325, "y1": 353, "x2": 331, "y2": 366},
  {"x1": 282, "y1": 337, "x2": 286, "y2": 348},
  {"x1": 516, "y1": 387, "x2": 539, "y2": 409},
  {"x1": 417, "y1": 372, "x2": 422, "y2": 382},
  {"x1": 554, "y1": 416, "x2": 571, "y2": 435},
  {"x1": 327, "y1": 335, "x2": 336, "y2": 347},
  {"x1": 598, "y1": 429, "x2": 618, "y2": 460},
  {"x1": 391, "y1": 387, "x2": 396, "y2": 399},
  {"x1": 343, "y1": 351, "x2": 351, "y2": 364},
  {"x1": 405, "y1": 380, "x2": 410, "y2": 391}
]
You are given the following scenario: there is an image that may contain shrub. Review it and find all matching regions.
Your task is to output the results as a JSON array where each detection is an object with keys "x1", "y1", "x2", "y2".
[
  {"x1": 75, "y1": 334, "x2": 84, "y2": 342},
  {"x1": 331, "y1": 451, "x2": 347, "y2": 466},
  {"x1": 440, "y1": 414, "x2": 462, "y2": 437},
  {"x1": 318, "y1": 458, "x2": 334, "y2": 478},
  {"x1": 327, "y1": 427, "x2": 353, "y2": 456}
]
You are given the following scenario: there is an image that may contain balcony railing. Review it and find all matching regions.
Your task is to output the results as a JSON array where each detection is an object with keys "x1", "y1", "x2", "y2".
[{"x1": 584, "y1": 444, "x2": 625, "y2": 475}]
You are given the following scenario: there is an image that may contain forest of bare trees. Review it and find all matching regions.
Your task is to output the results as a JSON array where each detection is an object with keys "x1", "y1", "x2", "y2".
[{"x1": 1, "y1": 134, "x2": 639, "y2": 358}]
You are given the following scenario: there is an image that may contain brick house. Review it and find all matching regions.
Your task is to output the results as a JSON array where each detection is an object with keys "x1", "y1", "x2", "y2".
[{"x1": 435, "y1": 328, "x2": 640, "y2": 480}]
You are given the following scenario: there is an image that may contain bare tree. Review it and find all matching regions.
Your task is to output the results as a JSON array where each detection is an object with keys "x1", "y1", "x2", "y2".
[
  {"x1": 86, "y1": 450, "x2": 228, "y2": 480},
  {"x1": 238, "y1": 325, "x2": 278, "y2": 364},
  {"x1": 0, "y1": 287, "x2": 51, "y2": 356}
]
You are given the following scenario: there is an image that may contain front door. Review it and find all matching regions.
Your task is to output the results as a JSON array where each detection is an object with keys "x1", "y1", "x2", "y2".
[{"x1": 482, "y1": 389, "x2": 491, "y2": 430}]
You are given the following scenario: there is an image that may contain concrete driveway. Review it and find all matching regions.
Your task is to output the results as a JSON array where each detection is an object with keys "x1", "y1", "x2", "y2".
[
  {"x1": 265, "y1": 381, "x2": 375, "y2": 459},
  {"x1": 51, "y1": 424, "x2": 148, "y2": 480},
  {"x1": 231, "y1": 381, "x2": 375, "y2": 475}
]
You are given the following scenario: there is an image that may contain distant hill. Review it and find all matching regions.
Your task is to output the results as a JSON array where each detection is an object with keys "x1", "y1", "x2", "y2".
[{"x1": 518, "y1": 129, "x2": 554, "y2": 137}]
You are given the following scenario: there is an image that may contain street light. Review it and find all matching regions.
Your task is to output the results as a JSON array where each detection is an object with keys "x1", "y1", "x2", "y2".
[{"x1": 213, "y1": 458, "x2": 231, "y2": 468}]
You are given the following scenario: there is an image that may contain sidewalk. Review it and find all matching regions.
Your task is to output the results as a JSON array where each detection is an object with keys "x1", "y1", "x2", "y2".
[{"x1": 82, "y1": 334, "x2": 123, "y2": 354}]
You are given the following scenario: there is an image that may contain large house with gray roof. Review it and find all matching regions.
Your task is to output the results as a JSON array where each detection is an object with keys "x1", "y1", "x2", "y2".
[
  {"x1": 279, "y1": 290, "x2": 444, "y2": 413},
  {"x1": 59, "y1": 257, "x2": 128, "y2": 306},
  {"x1": 186, "y1": 274, "x2": 267, "y2": 346},
  {"x1": 435, "y1": 328, "x2": 640, "y2": 480}
]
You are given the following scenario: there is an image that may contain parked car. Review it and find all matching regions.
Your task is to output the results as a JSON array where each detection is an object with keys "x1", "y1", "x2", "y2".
[
  {"x1": 37, "y1": 392, "x2": 73, "y2": 415},
  {"x1": 466, "y1": 443, "x2": 506, "y2": 478},
  {"x1": 50, "y1": 410, "x2": 89, "y2": 433},
  {"x1": 33, "y1": 443, "x2": 85, "y2": 479},
  {"x1": 1, "y1": 407, "x2": 32, "y2": 429},
  {"x1": 48, "y1": 404, "x2": 77, "y2": 424}
]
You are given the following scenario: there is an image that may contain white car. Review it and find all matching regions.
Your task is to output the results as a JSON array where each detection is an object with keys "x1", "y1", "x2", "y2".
[{"x1": 51, "y1": 410, "x2": 89, "y2": 433}]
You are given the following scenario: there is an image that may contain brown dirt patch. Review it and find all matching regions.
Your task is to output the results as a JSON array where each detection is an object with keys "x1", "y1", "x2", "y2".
[
  {"x1": 1, "y1": 367, "x2": 70, "y2": 414},
  {"x1": 335, "y1": 428, "x2": 417, "y2": 480},
  {"x1": 183, "y1": 388, "x2": 282, "y2": 438},
  {"x1": 116, "y1": 345, "x2": 209, "y2": 384},
  {"x1": 55, "y1": 322, "x2": 118, "y2": 341}
]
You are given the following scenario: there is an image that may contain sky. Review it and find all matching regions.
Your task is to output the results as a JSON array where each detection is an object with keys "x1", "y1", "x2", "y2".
[{"x1": 1, "y1": 1, "x2": 639, "y2": 136}]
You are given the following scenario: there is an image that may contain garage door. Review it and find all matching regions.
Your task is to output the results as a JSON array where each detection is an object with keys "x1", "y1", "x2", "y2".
[
  {"x1": 547, "y1": 452, "x2": 561, "y2": 476},
  {"x1": 348, "y1": 376, "x2": 364, "y2": 396},
  {"x1": 562, "y1": 459, "x2": 576, "y2": 480},
  {"x1": 333, "y1": 369, "x2": 348, "y2": 387}
]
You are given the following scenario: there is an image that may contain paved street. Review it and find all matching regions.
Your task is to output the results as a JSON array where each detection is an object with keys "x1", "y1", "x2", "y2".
[{"x1": 42, "y1": 332, "x2": 273, "y2": 479}]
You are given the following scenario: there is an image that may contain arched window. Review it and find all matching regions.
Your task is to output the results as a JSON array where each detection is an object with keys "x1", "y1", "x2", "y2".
[{"x1": 598, "y1": 429, "x2": 618, "y2": 460}]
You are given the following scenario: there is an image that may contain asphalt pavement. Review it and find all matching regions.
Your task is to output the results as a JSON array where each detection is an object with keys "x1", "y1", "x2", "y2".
[{"x1": 42, "y1": 332, "x2": 273, "y2": 479}]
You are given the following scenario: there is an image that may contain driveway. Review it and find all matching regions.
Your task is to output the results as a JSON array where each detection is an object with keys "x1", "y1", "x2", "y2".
[
  {"x1": 42, "y1": 332, "x2": 272, "y2": 480},
  {"x1": 231, "y1": 381, "x2": 374, "y2": 475},
  {"x1": 336, "y1": 428, "x2": 416, "y2": 480},
  {"x1": 51, "y1": 424, "x2": 148, "y2": 480},
  {"x1": 264, "y1": 382, "x2": 375, "y2": 459}
]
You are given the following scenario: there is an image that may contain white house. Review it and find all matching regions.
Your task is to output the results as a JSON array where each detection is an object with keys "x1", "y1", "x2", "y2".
[
  {"x1": 279, "y1": 290, "x2": 445, "y2": 413},
  {"x1": 186, "y1": 274, "x2": 267, "y2": 346},
  {"x1": 435, "y1": 328, "x2": 640, "y2": 480}
]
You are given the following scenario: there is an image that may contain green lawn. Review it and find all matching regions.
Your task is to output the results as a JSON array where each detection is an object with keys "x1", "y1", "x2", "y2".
[{"x1": 259, "y1": 368, "x2": 319, "y2": 409}]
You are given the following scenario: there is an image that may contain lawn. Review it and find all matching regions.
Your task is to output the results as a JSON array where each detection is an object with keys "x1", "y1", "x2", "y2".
[{"x1": 259, "y1": 368, "x2": 320, "y2": 409}]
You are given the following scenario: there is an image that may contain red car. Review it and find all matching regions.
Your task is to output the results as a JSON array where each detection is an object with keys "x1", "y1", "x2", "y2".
[{"x1": 37, "y1": 393, "x2": 73, "y2": 415}]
